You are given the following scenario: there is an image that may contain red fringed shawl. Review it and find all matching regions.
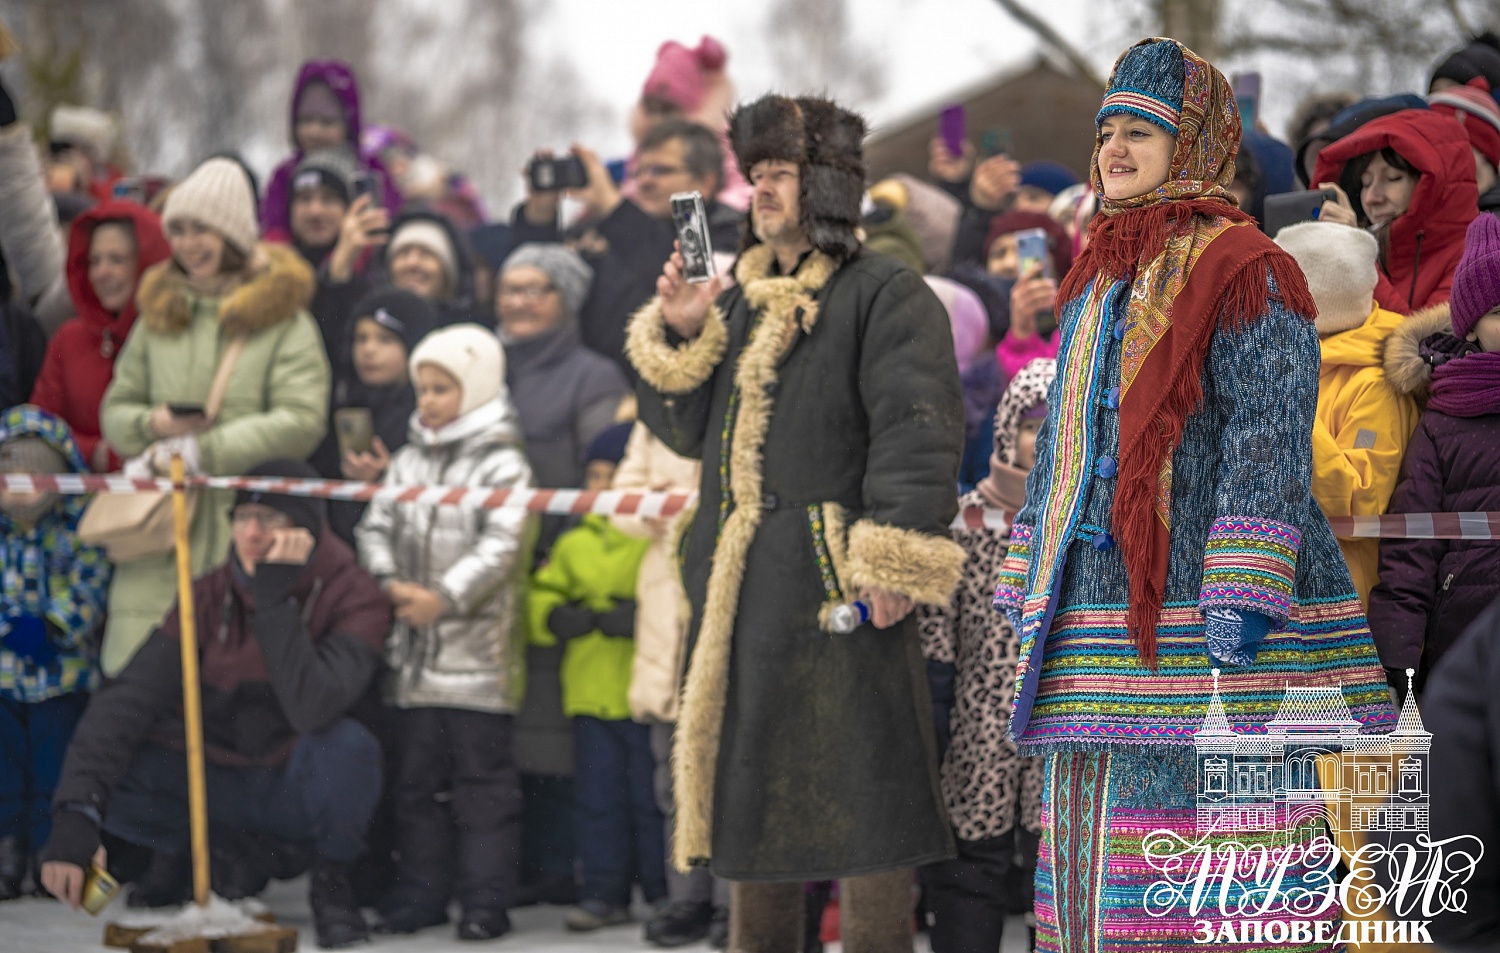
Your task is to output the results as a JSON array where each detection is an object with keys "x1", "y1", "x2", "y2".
[{"x1": 1063, "y1": 202, "x2": 1317, "y2": 666}]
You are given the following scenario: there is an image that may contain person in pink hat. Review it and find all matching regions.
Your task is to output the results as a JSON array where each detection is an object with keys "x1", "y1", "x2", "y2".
[
  {"x1": 627, "y1": 36, "x2": 751, "y2": 211},
  {"x1": 1428, "y1": 76, "x2": 1500, "y2": 211}
]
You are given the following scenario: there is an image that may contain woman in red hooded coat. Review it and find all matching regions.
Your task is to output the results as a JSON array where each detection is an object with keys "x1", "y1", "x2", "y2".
[
  {"x1": 29, "y1": 201, "x2": 170, "y2": 472},
  {"x1": 1313, "y1": 108, "x2": 1477, "y2": 313}
]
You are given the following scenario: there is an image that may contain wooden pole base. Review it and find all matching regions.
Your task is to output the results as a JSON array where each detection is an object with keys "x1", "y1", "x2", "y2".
[{"x1": 104, "y1": 918, "x2": 295, "y2": 953}]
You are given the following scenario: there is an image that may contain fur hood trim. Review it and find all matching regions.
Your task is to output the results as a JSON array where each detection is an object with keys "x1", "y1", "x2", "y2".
[
  {"x1": 137, "y1": 243, "x2": 315, "y2": 337},
  {"x1": 1384, "y1": 303, "x2": 1452, "y2": 398}
]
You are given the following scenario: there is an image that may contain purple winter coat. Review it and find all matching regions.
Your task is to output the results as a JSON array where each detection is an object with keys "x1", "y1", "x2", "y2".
[
  {"x1": 260, "y1": 60, "x2": 400, "y2": 234},
  {"x1": 1368, "y1": 303, "x2": 1500, "y2": 678}
]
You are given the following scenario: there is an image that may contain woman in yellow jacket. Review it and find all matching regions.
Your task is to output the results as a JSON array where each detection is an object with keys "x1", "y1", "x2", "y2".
[{"x1": 1276, "y1": 221, "x2": 1420, "y2": 607}]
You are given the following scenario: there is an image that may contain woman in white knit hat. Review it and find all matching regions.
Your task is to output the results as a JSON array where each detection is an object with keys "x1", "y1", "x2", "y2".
[{"x1": 97, "y1": 157, "x2": 331, "y2": 678}]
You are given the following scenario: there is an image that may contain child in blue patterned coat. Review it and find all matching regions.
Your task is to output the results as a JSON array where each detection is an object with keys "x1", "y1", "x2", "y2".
[
  {"x1": 0, "y1": 406, "x2": 109, "y2": 900},
  {"x1": 991, "y1": 38, "x2": 1396, "y2": 951}
]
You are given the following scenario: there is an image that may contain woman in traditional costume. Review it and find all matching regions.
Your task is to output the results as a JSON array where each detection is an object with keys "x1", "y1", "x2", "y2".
[{"x1": 993, "y1": 38, "x2": 1397, "y2": 951}]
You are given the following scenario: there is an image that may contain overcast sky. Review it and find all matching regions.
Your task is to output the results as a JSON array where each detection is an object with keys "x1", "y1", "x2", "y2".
[{"x1": 526, "y1": 0, "x2": 1330, "y2": 163}]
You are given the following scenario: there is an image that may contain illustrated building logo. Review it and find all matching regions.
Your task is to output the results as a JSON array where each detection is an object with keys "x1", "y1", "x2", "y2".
[{"x1": 1194, "y1": 668, "x2": 1430, "y2": 843}]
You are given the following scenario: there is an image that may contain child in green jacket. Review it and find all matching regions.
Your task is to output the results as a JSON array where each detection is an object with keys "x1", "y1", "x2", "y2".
[{"x1": 528, "y1": 423, "x2": 663, "y2": 930}]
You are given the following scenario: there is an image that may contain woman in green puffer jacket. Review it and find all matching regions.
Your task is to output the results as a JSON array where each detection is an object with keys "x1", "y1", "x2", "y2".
[{"x1": 99, "y1": 157, "x2": 330, "y2": 675}]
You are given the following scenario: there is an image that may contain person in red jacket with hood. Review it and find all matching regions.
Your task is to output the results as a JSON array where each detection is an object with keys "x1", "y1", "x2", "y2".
[
  {"x1": 29, "y1": 200, "x2": 170, "y2": 472},
  {"x1": 1313, "y1": 108, "x2": 1477, "y2": 313}
]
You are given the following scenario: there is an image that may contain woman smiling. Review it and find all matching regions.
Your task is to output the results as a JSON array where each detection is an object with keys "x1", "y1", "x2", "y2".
[{"x1": 992, "y1": 38, "x2": 1396, "y2": 950}]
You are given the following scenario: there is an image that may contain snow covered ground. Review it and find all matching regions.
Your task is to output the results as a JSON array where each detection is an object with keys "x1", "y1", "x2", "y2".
[{"x1": 0, "y1": 877, "x2": 1034, "y2": 952}]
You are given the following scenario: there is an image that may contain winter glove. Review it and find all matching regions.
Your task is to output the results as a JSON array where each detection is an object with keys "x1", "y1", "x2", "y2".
[
  {"x1": 547, "y1": 602, "x2": 597, "y2": 642},
  {"x1": 1204, "y1": 606, "x2": 1273, "y2": 668},
  {"x1": 926, "y1": 658, "x2": 957, "y2": 762},
  {"x1": 251, "y1": 562, "x2": 302, "y2": 608},
  {"x1": 38, "y1": 808, "x2": 101, "y2": 871},
  {"x1": 2, "y1": 614, "x2": 59, "y2": 667},
  {"x1": 596, "y1": 599, "x2": 638, "y2": 639}
]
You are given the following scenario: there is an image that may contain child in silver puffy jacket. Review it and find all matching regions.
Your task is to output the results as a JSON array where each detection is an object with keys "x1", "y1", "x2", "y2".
[{"x1": 355, "y1": 323, "x2": 533, "y2": 940}]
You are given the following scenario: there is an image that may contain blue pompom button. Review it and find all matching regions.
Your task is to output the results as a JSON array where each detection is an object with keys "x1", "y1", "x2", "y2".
[
  {"x1": 1114, "y1": 319, "x2": 1127, "y2": 341},
  {"x1": 1097, "y1": 456, "x2": 1118, "y2": 478},
  {"x1": 1091, "y1": 531, "x2": 1115, "y2": 551},
  {"x1": 1106, "y1": 387, "x2": 1120, "y2": 409}
]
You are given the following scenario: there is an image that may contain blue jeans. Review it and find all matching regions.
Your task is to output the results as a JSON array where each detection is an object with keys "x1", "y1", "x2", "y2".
[
  {"x1": 0, "y1": 694, "x2": 88, "y2": 849},
  {"x1": 573, "y1": 716, "x2": 666, "y2": 906},
  {"x1": 103, "y1": 718, "x2": 381, "y2": 863}
]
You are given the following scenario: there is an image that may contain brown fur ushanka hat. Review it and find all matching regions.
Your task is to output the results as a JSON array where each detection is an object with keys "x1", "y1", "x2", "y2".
[{"x1": 729, "y1": 94, "x2": 867, "y2": 261}]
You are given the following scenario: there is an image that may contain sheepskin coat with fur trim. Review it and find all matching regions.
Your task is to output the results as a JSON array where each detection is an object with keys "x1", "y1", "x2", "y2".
[
  {"x1": 98, "y1": 243, "x2": 330, "y2": 675},
  {"x1": 628, "y1": 244, "x2": 965, "y2": 880}
]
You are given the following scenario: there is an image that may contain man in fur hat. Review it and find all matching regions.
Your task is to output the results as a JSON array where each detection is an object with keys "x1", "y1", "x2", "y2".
[{"x1": 625, "y1": 93, "x2": 965, "y2": 950}]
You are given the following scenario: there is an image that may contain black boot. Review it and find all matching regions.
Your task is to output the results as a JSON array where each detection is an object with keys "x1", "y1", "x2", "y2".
[
  {"x1": 126, "y1": 850, "x2": 191, "y2": 909},
  {"x1": 456, "y1": 906, "x2": 512, "y2": 941},
  {"x1": 310, "y1": 856, "x2": 370, "y2": 949},
  {"x1": 0, "y1": 836, "x2": 24, "y2": 901},
  {"x1": 645, "y1": 899, "x2": 714, "y2": 947}
]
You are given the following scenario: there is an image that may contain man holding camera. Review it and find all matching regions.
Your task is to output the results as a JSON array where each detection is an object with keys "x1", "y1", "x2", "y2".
[
  {"x1": 626, "y1": 93, "x2": 966, "y2": 950},
  {"x1": 515, "y1": 119, "x2": 741, "y2": 378},
  {"x1": 38, "y1": 460, "x2": 389, "y2": 951}
]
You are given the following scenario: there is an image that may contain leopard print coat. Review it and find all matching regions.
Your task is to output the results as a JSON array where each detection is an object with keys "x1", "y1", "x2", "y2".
[{"x1": 919, "y1": 490, "x2": 1044, "y2": 842}]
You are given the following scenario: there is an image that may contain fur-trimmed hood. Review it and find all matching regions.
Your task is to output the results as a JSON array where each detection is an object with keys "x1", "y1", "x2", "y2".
[
  {"x1": 729, "y1": 94, "x2": 866, "y2": 262},
  {"x1": 1383, "y1": 302, "x2": 1452, "y2": 397},
  {"x1": 136, "y1": 242, "x2": 315, "y2": 337}
]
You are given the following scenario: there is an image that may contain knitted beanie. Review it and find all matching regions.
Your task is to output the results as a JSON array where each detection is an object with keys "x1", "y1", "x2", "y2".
[
  {"x1": 1019, "y1": 161, "x2": 1080, "y2": 197},
  {"x1": 291, "y1": 147, "x2": 359, "y2": 205},
  {"x1": 985, "y1": 210, "x2": 1074, "y2": 277},
  {"x1": 1449, "y1": 212, "x2": 1500, "y2": 339},
  {"x1": 232, "y1": 459, "x2": 326, "y2": 537},
  {"x1": 641, "y1": 37, "x2": 728, "y2": 114},
  {"x1": 409, "y1": 323, "x2": 506, "y2": 418},
  {"x1": 1096, "y1": 39, "x2": 1186, "y2": 134},
  {"x1": 388, "y1": 219, "x2": 459, "y2": 293},
  {"x1": 1430, "y1": 34, "x2": 1500, "y2": 97},
  {"x1": 350, "y1": 286, "x2": 440, "y2": 354},
  {"x1": 1274, "y1": 221, "x2": 1378, "y2": 335},
  {"x1": 1428, "y1": 78, "x2": 1500, "y2": 166},
  {"x1": 162, "y1": 157, "x2": 260, "y2": 256},
  {"x1": 501, "y1": 242, "x2": 594, "y2": 322}
]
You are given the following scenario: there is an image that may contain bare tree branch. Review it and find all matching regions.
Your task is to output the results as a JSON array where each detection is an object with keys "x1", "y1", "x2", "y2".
[{"x1": 989, "y1": 0, "x2": 1106, "y2": 87}]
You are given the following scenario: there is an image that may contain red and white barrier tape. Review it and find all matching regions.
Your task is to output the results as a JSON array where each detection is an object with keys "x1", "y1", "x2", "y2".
[{"x1": 2, "y1": 473, "x2": 1496, "y2": 539}]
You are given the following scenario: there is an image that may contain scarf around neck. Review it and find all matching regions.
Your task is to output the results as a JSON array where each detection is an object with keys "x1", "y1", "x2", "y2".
[
  {"x1": 1430, "y1": 350, "x2": 1500, "y2": 417},
  {"x1": 1049, "y1": 38, "x2": 1317, "y2": 665}
]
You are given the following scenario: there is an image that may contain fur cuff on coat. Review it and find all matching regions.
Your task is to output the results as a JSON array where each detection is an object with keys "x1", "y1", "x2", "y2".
[
  {"x1": 845, "y1": 519, "x2": 967, "y2": 607},
  {"x1": 625, "y1": 296, "x2": 729, "y2": 395}
]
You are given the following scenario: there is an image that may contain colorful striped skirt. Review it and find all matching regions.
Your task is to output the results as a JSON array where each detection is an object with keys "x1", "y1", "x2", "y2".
[{"x1": 1036, "y1": 746, "x2": 1343, "y2": 952}]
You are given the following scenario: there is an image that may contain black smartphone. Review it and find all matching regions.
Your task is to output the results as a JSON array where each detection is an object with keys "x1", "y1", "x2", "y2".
[
  {"x1": 168, "y1": 404, "x2": 205, "y2": 418},
  {"x1": 529, "y1": 156, "x2": 589, "y2": 192},
  {"x1": 1262, "y1": 188, "x2": 1336, "y2": 237},
  {"x1": 671, "y1": 191, "x2": 715, "y2": 283},
  {"x1": 351, "y1": 170, "x2": 382, "y2": 206}
]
